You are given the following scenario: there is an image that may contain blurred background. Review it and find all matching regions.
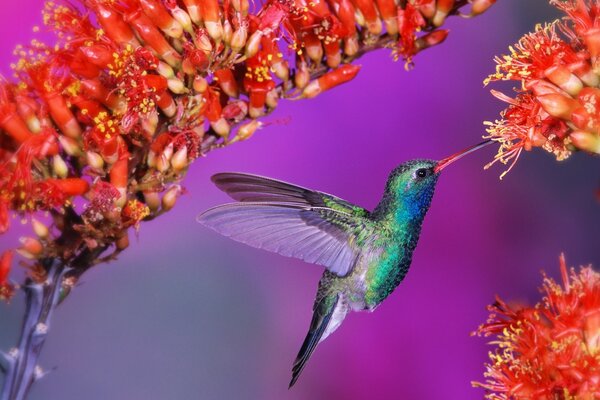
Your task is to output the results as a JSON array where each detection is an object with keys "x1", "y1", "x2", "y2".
[{"x1": 0, "y1": 1, "x2": 598, "y2": 398}]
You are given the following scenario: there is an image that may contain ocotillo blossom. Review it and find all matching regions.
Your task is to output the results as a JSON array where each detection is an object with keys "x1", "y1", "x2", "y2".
[
  {"x1": 473, "y1": 255, "x2": 600, "y2": 399},
  {"x1": 0, "y1": 0, "x2": 494, "y2": 300},
  {"x1": 484, "y1": 0, "x2": 600, "y2": 179}
]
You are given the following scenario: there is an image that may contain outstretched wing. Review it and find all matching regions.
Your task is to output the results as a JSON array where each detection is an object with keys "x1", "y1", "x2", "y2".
[
  {"x1": 197, "y1": 173, "x2": 373, "y2": 277},
  {"x1": 210, "y1": 172, "x2": 369, "y2": 217}
]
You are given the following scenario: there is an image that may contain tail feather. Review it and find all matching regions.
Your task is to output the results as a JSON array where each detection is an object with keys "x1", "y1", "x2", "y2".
[{"x1": 289, "y1": 294, "x2": 342, "y2": 388}]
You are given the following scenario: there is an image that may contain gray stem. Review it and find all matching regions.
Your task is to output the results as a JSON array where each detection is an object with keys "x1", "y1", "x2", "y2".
[{"x1": 0, "y1": 260, "x2": 66, "y2": 400}]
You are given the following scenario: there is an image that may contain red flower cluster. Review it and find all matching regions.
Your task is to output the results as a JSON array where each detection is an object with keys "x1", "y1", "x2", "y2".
[
  {"x1": 473, "y1": 255, "x2": 600, "y2": 399},
  {"x1": 484, "y1": 0, "x2": 600, "y2": 179},
  {"x1": 0, "y1": 0, "x2": 494, "y2": 300}
]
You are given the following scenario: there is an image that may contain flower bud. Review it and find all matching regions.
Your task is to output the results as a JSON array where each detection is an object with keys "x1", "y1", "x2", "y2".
[
  {"x1": 17, "y1": 237, "x2": 43, "y2": 259},
  {"x1": 52, "y1": 155, "x2": 69, "y2": 178},
  {"x1": 171, "y1": 146, "x2": 188, "y2": 171},
  {"x1": 231, "y1": 27, "x2": 248, "y2": 51},
  {"x1": 31, "y1": 218, "x2": 49, "y2": 239},
  {"x1": 171, "y1": 6, "x2": 193, "y2": 33},
  {"x1": 143, "y1": 191, "x2": 161, "y2": 211},
  {"x1": 223, "y1": 19, "x2": 233, "y2": 45},
  {"x1": 232, "y1": 0, "x2": 249, "y2": 15},
  {"x1": 570, "y1": 131, "x2": 600, "y2": 154},
  {"x1": 193, "y1": 76, "x2": 208, "y2": 93},
  {"x1": 271, "y1": 60, "x2": 289, "y2": 81},
  {"x1": 537, "y1": 93, "x2": 579, "y2": 120},
  {"x1": 236, "y1": 120, "x2": 262, "y2": 141},
  {"x1": 86, "y1": 151, "x2": 105, "y2": 170},
  {"x1": 205, "y1": 21, "x2": 223, "y2": 42},
  {"x1": 294, "y1": 61, "x2": 310, "y2": 89},
  {"x1": 161, "y1": 185, "x2": 181, "y2": 211},
  {"x1": 156, "y1": 143, "x2": 174, "y2": 172},
  {"x1": 433, "y1": 0, "x2": 454, "y2": 27},
  {"x1": 344, "y1": 36, "x2": 359, "y2": 56},
  {"x1": 147, "y1": 150, "x2": 157, "y2": 168},
  {"x1": 167, "y1": 78, "x2": 188, "y2": 94},
  {"x1": 469, "y1": 0, "x2": 496, "y2": 16},
  {"x1": 142, "y1": 110, "x2": 159, "y2": 136},
  {"x1": 245, "y1": 32, "x2": 262, "y2": 58},
  {"x1": 197, "y1": 33, "x2": 213, "y2": 54},
  {"x1": 116, "y1": 232, "x2": 129, "y2": 250},
  {"x1": 266, "y1": 89, "x2": 279, "y2": 108},
  {"x1": 415, "y1": 30, "x2": 449, "y2": 52},
  {"x1": 58, "y1": 135, "x2": 82, "y2": 156},
  {"x1": 306, "y1": 43, "x2": 323, "y2": 64},
  {"x1": 157, "y1": 61, "x2": 175, "y2": 79},
  {"x1": 211, "y1": 118, "x2": 231, "y2": 137},
  {"x1": 584, "y1": 28, "x2": 600, "y2": 59},
  {"x1": 545, "y1": 65, "x2": 583, "y2": 96},
  {"x1": 569, "y1": 61, "x2": 600, "y2": 87}
]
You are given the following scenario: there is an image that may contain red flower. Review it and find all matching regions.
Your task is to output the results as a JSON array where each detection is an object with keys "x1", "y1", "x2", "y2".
[
  {"x1": 0, "y1": 251, "x2": 14, "y2": 301},
  {"x1": 485, "y1": 0, "x2": 600, "y2": 178},
  {"x1": 473, "y1": 254, "x2": 600, "y2": 399}
]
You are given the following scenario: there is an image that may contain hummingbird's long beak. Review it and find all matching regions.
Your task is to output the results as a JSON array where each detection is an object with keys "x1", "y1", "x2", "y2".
[{"x1": 434, "y1": 139, "x2": 493, "y2": 173}]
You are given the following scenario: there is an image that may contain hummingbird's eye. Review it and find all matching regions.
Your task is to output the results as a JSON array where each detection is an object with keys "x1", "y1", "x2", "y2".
[{"x1": 416, "y1": 168, "x2": 428, "y2": 178}]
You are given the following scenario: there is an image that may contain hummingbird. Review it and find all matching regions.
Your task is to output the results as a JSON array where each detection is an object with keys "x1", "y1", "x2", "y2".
[{"x1": 197, "y1": 140, "x2": 492, "y2": 388}]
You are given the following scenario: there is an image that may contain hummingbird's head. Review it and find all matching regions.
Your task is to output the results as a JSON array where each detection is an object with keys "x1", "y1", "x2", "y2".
[
  {"x1": 384, "y1": 159, "x2": 440, "y2": 215},
  {"x1": 387, "y1": 159, "x2": 439, "y2": 192},
  {"x1": 374, "y1": 140, "x2": 493, "y2": 221}
]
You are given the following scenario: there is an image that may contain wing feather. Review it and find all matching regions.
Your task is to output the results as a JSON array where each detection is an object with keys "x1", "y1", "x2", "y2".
[
  {"x1": 212, "y1": 172, "x2": 368, "y2": 217},
  {"x1": 198, "y1": 201, "x2": 370, "y2": 277}
]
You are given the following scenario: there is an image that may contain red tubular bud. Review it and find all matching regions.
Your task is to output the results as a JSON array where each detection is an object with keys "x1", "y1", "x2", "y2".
[
  {"x1": 80, "y1": 45, "x2": 114, "y2": 69},
  {"x1": 569, "y1": 60, "x2": 600, "y2": 87},
  {"x1": 325, "y1": 42, "x2": 342, "y2": 68},
  {"x1": 81, "y1": 79, "x2": 125, "y2": 112},
  {"x1": 332, "y1": 0, "x2": 357, "y2": 36},
  {"x1": 110, "y1": 158, "x2": 128, "y2": 191},
  {"x1": 18, "y1": 237, "x2": 43, "y2": 257},
  {"x1": 156, "y1": 92, "x2": 177, "y2": 117},
  {"x1": 433, "y1": 0, "x2": 455, "y2": 26},
  {"x1": 584, "y1": 28, "x2": 600, "y2": 59},
  {"x1": 415, "y1": 29, "x2": 449, "y2": 52},
  {"x1": 45, "y1": 93, "x2": 82, "y2": 138},
  {"x1": 139, "y1": 0, "x2": 183, "y2": 38},
  {"x1": 200, "y1": 0, "x2": 223, "y2": 41},
  {"x1": 374, "y1": 0, "x2": 398, "y2": 35},
  {"x1": 537, "y1": 93, "x2": 579, "y2": 120},
  {"x1": 125, "y1": 12, "x2": 182, "y2": 67},
  {"x1": 544, "y1": 65, "x2": 583, "y2": 96},
  {"x1": 302, "y1": 64, "x2": 361, "y2": 98},
  {"x1": 0, "y1": 104, "x2": 34, "y2": 143},
  {"x1": 93, "y1": 3, "x2": 140, "y2": 46},
  {"x1": 418, "y1": 0, "x2": 436, "y2": 19},
  {"x1": 48, "y1": 178, "x2": 90, "y2": 197},
  {"x1": 15, "y1": 95, "x2": 41, "y2": 133},
  {"x1": 214, "y1": 69, "x2": 239, "y2": 98},
  {"x1": 182, "y1": 0, "x2": 202, "y2": 24},
  {"x1": 110, "y1": 158, "x2": 128, "y2": 207},
  {"x1": 469, "y1": 0, "x2": 496, "y2": 16},
  {"x1": 58, "y1": 135, "x2": 82, "y2": 157},
  {"x1": 570, "y1": 131, "x2": 600, "y2": 153},
  {"x1": 350, "y1": 0, "x2": 381, "y2": 34}
]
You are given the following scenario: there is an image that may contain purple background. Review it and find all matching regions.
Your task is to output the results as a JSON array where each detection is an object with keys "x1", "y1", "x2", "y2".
[{"x1": 1, "y1": 1, "x2": 598, "y2": 399}]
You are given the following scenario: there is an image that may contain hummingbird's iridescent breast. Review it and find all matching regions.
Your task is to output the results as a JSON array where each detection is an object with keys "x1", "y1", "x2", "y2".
[{"x1": 362, "y1": 225, "x2": 420, "y2": 308}]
